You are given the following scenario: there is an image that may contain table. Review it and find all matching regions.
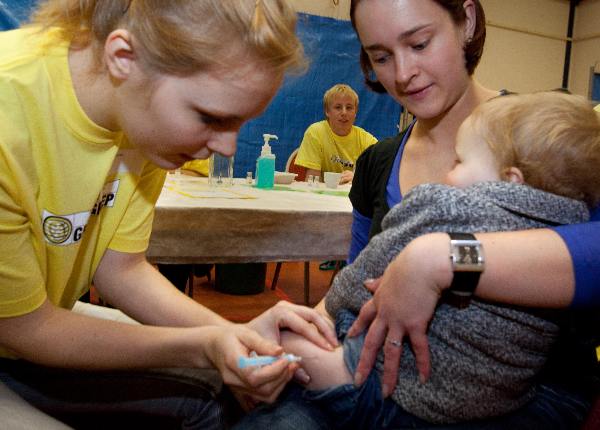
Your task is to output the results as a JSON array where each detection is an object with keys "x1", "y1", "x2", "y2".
[{"x1": 146, "y1": 176, "x2": 353, "y2": 303}]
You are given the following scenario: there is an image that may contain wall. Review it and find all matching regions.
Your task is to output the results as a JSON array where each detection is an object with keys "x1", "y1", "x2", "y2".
[
  {"x1": 5, "y1": 0, "x2": 599, "y2": 96},
  {"x1": 294, "y1": 0, "x2": 579, "y2": 94},
  {"x1": 293, "y1": 0, "x2": 351, "y2": 20},
  {"x1": 570, "y1": 0, "x2": 600, "y2": 98},
  {"x1": 478, "y1": 0, "x2": 569, "y2": 93}
]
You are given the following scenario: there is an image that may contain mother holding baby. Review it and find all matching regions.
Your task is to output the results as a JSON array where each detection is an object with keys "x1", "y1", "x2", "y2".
[
  {"x1": 238, "y1": 0, "x2": 599, "y2": 428},
  {"x1": 347, "y1": 0, "x2": 598, "y2": 428}
]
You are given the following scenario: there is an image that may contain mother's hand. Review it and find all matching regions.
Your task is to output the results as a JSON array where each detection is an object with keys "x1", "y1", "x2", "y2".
[{"x1": 347, "y1": 233, "x2": 452, "y2": 396}]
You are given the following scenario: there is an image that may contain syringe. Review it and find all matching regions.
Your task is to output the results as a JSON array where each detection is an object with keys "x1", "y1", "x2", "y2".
[{"x1": 238, "y1": 353, "x2": 302, "y2": 369}]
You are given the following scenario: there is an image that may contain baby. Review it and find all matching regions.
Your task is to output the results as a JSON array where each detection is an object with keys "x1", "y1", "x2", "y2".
[{"x1": 240, "y1": 91, "x2": 600, "y2": 428}]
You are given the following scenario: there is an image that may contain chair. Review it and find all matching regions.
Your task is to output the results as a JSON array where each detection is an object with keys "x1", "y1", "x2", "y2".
[
  {"x1": 271, "y1": 260, "x2": 311, "y2": 305},
  {"x1": 157, "y1": 263, "x2": 212, "y2": 298},
  {"x1": 285, "y1": 148, "x2": 307, "y2": 182}
]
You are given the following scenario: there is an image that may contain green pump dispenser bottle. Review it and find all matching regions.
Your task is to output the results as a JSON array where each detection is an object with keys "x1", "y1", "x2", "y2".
[{"x1": 255, "y1": 134, "x2": 277, "y2": 189}]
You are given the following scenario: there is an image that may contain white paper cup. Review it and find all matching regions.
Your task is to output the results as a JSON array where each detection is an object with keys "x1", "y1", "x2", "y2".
[{"x1": 324, "y1": 172, "x2": 342, "y2": 189}]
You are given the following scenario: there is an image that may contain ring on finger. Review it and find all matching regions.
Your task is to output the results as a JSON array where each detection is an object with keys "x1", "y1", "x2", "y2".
[{"x1": 387, "y1": 339, "x2": 402, "y2": 348}]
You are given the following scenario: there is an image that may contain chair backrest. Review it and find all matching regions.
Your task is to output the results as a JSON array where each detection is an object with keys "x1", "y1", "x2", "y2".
[{"x1": 285, "y1": 148, "x2": 306, "y2": 181}]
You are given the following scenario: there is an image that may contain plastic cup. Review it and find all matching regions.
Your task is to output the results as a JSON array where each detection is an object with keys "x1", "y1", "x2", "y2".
[{"x1": 324, "y1": 172, "x2": 342, "y2": 189}]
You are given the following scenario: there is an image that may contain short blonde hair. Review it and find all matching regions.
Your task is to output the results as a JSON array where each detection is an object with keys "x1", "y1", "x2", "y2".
[
  {"x1": 470, "y1": 91, "x2": 600, "y2": 208},
  {"x1": 323, "y1": 84, "x2": 359, "y2": 114},
  {"x1": 30, "y1": 0, "x2": 306, "y2": 76}
]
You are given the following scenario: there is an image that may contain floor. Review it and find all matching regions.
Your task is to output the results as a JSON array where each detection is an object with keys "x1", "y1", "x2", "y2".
[{"x1": 188, "y1": 262, "x2": 336, "y2": 322}]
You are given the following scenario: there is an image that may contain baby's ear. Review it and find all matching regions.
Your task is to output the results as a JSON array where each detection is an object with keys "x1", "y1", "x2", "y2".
[{"x1": 503, "y1": 167, "x2": 524, "y2": 184}]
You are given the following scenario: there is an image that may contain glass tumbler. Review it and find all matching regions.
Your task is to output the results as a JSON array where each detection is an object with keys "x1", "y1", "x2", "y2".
[{"x1": 208, "y1": 153, "x2": 234, "y2": 187}]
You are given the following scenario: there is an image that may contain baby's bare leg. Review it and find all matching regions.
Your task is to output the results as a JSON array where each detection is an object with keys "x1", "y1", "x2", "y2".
[{"x1": 280, "y1": 330, "x2": 352, "y2": 390}]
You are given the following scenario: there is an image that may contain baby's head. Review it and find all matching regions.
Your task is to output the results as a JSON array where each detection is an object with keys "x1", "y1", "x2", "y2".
[{"x1": 446, "y1": 91, "x2": 600, "y2": 208}]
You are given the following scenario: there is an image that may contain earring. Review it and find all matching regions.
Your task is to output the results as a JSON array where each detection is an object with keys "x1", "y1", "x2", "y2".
[{"x1": 466, "y1": 37, "x2": 473, "y2": 44}]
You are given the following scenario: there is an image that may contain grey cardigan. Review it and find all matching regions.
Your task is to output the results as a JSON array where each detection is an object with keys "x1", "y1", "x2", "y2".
[{"x1": 325, "y1": 182, "x2": 589, "y2": 423}]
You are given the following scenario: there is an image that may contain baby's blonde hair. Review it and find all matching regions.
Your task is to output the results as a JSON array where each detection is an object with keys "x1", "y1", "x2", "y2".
[
  {"x1": 30, "y1": 0, "x2": 305, "y2": 76},
  {"x1": 470, "y1": 91, "x2": 600, "y2": 208},
  {"x1": 323, "y1": 84, "x2": 359, "y2": 114}
]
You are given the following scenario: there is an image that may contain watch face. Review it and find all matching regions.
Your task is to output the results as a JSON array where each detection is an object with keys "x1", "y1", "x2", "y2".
[
  {"x1": 458, "y1": 245, "x2": 478, "y2": 265},
  {"x1": 451, "y1": 240, "x2": 484, "y2": 272}
]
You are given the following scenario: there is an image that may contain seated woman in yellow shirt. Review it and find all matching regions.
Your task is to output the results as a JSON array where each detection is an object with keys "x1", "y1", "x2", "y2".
[{"x1": 295, "y1": 84, "x2": 377, "y2": 184}]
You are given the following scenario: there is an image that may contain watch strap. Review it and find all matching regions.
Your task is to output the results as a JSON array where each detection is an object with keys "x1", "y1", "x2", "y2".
[
  {"x1": 448, "y1": 232, "x2": 476, "y2": 241},
  {"x1": 445, "y1": 272, "x2": 482, "y2": 308}
]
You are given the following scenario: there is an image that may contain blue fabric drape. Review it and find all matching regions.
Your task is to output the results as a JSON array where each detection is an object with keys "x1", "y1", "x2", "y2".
[
  {"x1": 0, "y1": 2, "x2": 19, "y2": 30},
  {"x1": 0, "y1": 0, "x2": 36, "y2": 26},
  {"x1": 234, "y1": 13, "x2": 401, "y2": 177}
]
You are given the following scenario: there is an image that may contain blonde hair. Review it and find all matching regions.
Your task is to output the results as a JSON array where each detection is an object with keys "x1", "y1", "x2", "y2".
[
  {"x1": 323, "y1": 84, "x2": 359, "y2": 114},
  {"x1": 470, "y1": 91, "x2": 600, "y2": 208},
  {"x1": 30, "y1": 0, "x2": 305, "y2": 76}
]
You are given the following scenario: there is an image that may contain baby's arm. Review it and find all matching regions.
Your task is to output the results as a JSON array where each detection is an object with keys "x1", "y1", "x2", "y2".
[{"x1": 280, "y1": 329, "x2": 352, "y2": 391}]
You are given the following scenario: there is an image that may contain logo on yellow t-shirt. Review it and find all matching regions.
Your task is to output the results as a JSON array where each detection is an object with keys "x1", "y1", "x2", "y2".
[
  {"x1": 91, "y1": 180, "x2": 120, "y2": 216},
  {"x1": 43, "y1": 216, "x2": 72, "y2": 244},
  {"x1": 42, "y1": 209, "x2": 91, "y2": 246}
]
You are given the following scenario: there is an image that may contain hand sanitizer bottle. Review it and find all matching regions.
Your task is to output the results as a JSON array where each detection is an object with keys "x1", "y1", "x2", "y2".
[{"x1": 255, "y1": 134, "x2": 277, "y2": 189}]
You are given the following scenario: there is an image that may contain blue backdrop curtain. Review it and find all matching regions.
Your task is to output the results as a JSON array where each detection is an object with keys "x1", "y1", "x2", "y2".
[
  {"x1": 235, "y1": 13, "x2": 401, "y2": 177},
  {"x1": 0, "y1": 3, "x2": 18, "y2": 29},
  {"x1": 0, "y1": 4, "x2": 401, "y2": 177},
  {"x1": 0, "y1": 0, "x2": 36, "y2": 25}
]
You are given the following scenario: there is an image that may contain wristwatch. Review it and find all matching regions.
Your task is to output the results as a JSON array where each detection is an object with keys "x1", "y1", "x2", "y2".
[{"x1": 445, "y1": 232, "x2": 485, "y2": 309}]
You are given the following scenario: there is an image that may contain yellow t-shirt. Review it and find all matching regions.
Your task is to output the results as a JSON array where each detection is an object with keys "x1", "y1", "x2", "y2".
[
  {"x1": 0, "y1": 28, "x2": 165, "y2": 326},
  {"x1": 294, "y1": 120, "x2": 377, "y2": 173}
]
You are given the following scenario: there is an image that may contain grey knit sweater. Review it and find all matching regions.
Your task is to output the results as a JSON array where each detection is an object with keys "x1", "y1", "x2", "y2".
[{"x1": 325, "y1": 182, "x2": 589, "y2": 423}]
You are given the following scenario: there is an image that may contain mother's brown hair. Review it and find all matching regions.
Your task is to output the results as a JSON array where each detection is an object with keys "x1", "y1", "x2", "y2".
[{"x1": 350, "y1": 0, "x2": 486, "y2": 93}]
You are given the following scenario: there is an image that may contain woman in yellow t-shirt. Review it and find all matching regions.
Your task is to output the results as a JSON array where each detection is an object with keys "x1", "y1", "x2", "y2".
[
  {"x1": 295, "y1": 84, "x2": 377, "y2": 184},
  {"x1": 0, "y1": 1, "x2": 337, "y2": 427}
]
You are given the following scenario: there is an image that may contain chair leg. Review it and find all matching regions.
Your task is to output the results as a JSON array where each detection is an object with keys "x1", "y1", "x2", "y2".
[
  {"x1": 329, "y1": 260, "x2": 343, "y2": 286},
  {"x1": 187, "y1": 267, "x2": 194, "y2": 298},
  {"x1": 158, "y1": 264, "x2": 191, "y2": 293},
  {"x1": 271, "y1": 262, "x2": 282, "y2": 290},
  {"x1": 193, "y1": 264, "x2": 213, "y2": 282},
  {"x1": 303, "y1": 261, "x2": 310, "y2": 305}
]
